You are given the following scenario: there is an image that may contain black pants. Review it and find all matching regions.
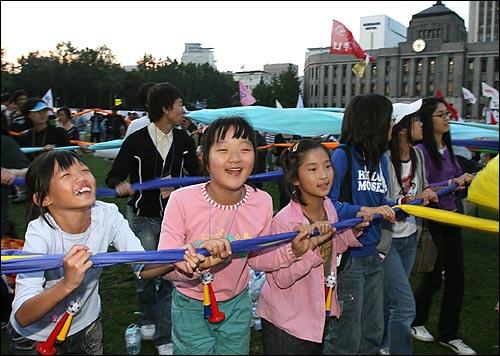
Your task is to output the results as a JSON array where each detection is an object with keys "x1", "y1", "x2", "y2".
[
  {"x1": 261, "y1": 318, "x2": 322, "y2": 355},
  {"x1": 412, "y1": 221, "x2": 465, "y2": 343}
]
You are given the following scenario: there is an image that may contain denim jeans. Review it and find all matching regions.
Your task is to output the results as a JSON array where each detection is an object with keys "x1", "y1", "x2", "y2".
[
  {"x1": 323, "y1": 250, "x2": 384, "y2": 355},
  {"x1": 8, "y1": 317, "x2": 103, "y2": 355},
  {"x1": 412, "y1": 222, "x2": 464, "y2": 343},
  {"x1": 127, "y1": 207, "x2": 173, "y2": 346},
  {"x1": 382, "y1": 232, "x2": 417, "y2": 355}
]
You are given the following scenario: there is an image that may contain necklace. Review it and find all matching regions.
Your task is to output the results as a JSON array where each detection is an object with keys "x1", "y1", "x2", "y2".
[
  {"x1": 205, "y1": 183, "x2": 246, "y2": 241},
  {"x1": 302, "y1": 203, "x2": 332, "y2": 274}
]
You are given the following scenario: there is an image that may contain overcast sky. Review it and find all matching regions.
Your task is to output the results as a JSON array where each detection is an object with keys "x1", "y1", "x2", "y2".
[{"x1": 1, "y1": 1, "x2": 469, "y2": 76}]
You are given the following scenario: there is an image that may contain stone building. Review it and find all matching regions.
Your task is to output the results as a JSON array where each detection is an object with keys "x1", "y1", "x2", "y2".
[{"x1": 304, "y1": 1, "x2": 499, "y2": 121}]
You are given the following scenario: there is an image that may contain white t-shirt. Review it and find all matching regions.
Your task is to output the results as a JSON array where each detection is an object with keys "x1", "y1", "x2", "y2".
[{"x1": 10, "y1": 201, "x2": 144, "y2": 341}]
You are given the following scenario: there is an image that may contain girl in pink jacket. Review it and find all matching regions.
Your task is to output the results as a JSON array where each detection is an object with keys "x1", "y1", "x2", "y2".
[{"x1": 249, "y1": 139, "x2": 373, "y2": 355}]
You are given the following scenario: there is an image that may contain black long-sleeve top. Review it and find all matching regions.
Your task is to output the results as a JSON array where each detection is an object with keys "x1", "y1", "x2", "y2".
[{"x1": 106, "y1": 126, "x2": 202, "y2": 217}]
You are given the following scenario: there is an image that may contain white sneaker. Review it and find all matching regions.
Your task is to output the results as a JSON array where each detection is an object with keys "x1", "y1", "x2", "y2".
[
  {"x1": 377, "y1": 346, "x2": 390, "y2": 355},
  {"x1": 156, "y1": 343, "x2": 173, "y2": 355},
  {"x1": 439, "y1": 339, "x2": 477, "y2": 355},
  {"x1": 411, "y1": 325, "x2": 435, "y2": 342},
  {"x1": 141, "y1": 324, "x2": 155, "y2": 341}
]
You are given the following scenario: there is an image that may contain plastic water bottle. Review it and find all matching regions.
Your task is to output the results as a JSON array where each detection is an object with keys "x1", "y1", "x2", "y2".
[{"x1": 125, "y1": 323, "x2": 141, "y2": 355}]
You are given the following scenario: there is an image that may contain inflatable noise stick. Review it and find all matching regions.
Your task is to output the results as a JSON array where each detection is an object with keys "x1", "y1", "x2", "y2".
[
  {"x1": 325, "y1": 273, "x2": 336, "y2": 317},
  {"x1": 207, "y1": 282, "x2": 225, "y2": 323},
  {"x1": 203, "y1": 283, "x2": 212, "y2": 319},
  {"x1": 200, "y1": 272, "x2": 224, "y2": 323},
  {"x1": 36, "y1": 313, "x2": 69, "y2": 355},
  {"x1": 56, "y1": 300, "x2": 81, "y2": 343}
]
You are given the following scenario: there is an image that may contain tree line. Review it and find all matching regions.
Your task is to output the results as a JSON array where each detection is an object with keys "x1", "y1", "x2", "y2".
[{"x1": 1, "y1": 41, "x2": 301, "y2": 111}]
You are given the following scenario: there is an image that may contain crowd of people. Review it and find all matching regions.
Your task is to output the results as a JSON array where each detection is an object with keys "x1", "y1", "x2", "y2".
[{"x1": 1, "y1": 83, "x2": 493, "y2": 356}]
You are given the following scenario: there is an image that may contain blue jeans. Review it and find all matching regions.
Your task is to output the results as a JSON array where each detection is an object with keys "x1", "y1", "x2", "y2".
[
  {"x1": 323, "y1": 250, "x2": 384, "y2": 355},
  {"x1": 127, "y1": 208, "x2": 173, "y2": 346},
  {"x1": 7, "y1": 317, "x2": 103, "y2": 355},
  {"x1": 382, "y1": 232, "x2": 417, "y2": 355}
]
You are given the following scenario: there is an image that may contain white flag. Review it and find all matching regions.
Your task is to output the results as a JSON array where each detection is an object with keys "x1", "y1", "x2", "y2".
[
  {"x1": 42, "y1": 88, "x2": 54, "y2": 107},
  {"x1": 296, "y1": 94, "x2": 304, "y2": 108},
  {"x1": 461, "y1": 87, "x2": 477, "y2": 104},
  {"x1": 481, "y1": 82, "x2": 499, "y2": 98},
  {"x1": 275, "y1": 99, "x2": 283, "y2": 109}
]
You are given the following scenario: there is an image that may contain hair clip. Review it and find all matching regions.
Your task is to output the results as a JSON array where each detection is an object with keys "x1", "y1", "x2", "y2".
[{"x1": 291, "y1": 142, "x2": 299, "y2": 152}]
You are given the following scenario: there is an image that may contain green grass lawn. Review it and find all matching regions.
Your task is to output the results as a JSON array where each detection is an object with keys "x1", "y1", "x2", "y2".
[{"x1": 2, "y1": 154, "x2": 498, "y2": 354}]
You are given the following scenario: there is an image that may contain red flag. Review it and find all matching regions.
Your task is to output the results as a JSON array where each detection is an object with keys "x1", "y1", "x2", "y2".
[
  {"x1": 330, "y1": 19, "x2": 374, "y2": 62},
  {"x1": 436, "y1": 90, "x2": 459, "y2": 121},
  {"x1": 239, "y1": 81, "x2": 256, "y2": 106}
]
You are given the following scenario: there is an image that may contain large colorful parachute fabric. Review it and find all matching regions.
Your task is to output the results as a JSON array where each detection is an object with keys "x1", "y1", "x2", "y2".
[
  {"x1": 468, "y1": 154, "x2": 499, "y2": 211},
  {"x1": 1, "y1": 237, "x2": 25, "y2": 287}
]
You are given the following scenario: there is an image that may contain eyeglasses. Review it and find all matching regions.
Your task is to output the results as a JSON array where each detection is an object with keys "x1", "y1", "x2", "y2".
[{"x1": 432, "y1": 111, "x2": 451, "y2": 119}]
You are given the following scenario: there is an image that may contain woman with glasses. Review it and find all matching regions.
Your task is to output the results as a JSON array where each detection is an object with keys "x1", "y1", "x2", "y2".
[
  {"x1": 411, "y1": 97, "x2": 476, "y2": 356},
  {"x1": 380, "y1": 99, "x2": 438, "y2": 355}
]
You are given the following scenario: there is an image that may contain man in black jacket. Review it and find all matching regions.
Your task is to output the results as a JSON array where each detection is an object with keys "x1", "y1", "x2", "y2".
[{"x1": 106, "y1": 82, "x2": 201, "y2": 355}]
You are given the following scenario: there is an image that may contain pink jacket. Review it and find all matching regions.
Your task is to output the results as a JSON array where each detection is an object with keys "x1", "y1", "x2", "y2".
[{"x1": 248, "y1": 197, "x2": 362, "y2": 343}]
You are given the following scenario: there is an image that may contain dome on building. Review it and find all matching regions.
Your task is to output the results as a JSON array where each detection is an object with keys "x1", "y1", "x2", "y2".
[{"x1": 413, "y1": 1, "x2": 457, "y2": 19}]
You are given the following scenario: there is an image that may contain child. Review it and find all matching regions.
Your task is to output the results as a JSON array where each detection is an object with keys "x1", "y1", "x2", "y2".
[
  {"x1": 412, "y1": 97, "x2": 476, "y2": 355},
  {"x1": 158, "y1": 116, "x2": 281, "y2": 355},
  {"x1": 248, "y1": 139, "x2": 373, "y2": 355},
  {"x1": 324, "y1": 94, "x2": 396, "y2": 355},
  {"x1": 6, "y1": 150, "x2": 209, "y2": 355},
  {"x1": 382, "y1": 100, "x2": 438, "y2": 355}
]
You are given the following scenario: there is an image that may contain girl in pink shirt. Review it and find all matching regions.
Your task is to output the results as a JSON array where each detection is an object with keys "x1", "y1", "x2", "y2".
[
  {"x1": 158, "y1": 116, "x2": 298, "y2": 355},
  {"x1": 249, "y1": 139, "x2": 373, "y2": 355}
]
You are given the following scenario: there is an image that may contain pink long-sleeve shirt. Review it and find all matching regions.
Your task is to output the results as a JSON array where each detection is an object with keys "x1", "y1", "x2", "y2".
[
  {"x1": 248, "y1": 197, "x2": 362, "y2": 343},
  {"x1": 158, "y1": 182, "x2": 273, "y2": 302}
]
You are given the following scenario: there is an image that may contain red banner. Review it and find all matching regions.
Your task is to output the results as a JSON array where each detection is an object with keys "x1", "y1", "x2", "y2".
[{"x1": 330, "y1": 19, "x2": 374, "y2": 62}]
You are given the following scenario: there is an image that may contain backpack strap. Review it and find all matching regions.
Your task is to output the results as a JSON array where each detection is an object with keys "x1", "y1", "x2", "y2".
[
  {"x1": 336, "y1": 145, "x2": 353, "y2": 273},
  {"x1": 338, "y1": 145, "x2": 353, "y2": 204}
]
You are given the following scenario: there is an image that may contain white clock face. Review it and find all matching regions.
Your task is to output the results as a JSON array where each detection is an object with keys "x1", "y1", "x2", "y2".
[{"x1": 412, "y1": 39, "x2": 426, "y2": 53}]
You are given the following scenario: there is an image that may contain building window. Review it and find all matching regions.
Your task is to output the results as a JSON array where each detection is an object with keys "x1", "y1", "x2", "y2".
[
  {"x1": 429, "y1": 81, "x2": 434, "y2": 94},
  {"x1": 481, "y1": 58, "x2": 487, "y2": 73},
  {"x1": 310, "y1": 85, "x2": 314, "y2": 97},
  {"x1": 324, "y1": 66, "x2": 329, "y2": 78},
  {"x1": 333, "y1": 84, "x2": 337, "y2": 94},
  {"x1": 372, "y1": 64, "x2": 377, "y2": 76},
  {"x1": 333, "y1": 65, "x2": 338, "y2": 76},
  {"x1": 352, "y1": 83, "x2": 356, "y2": 95},
  {"x1": 404, "y1": 82, "x2": 409, "y2": 96},
  {"x1": 495, "y1": 58, "x2": 499, "y2": 73},
  {"x1": 324, "y1": 84, "x2": 328, "y2": 96},
  {"x1": 385, "y1": 83, "x2": 390, "y2": 96},
  {"x1": 448, "y1": 58, "x2": 454, "y2": 73},
  {"x1": 371, "y1": 82, "x2": 376, "y2": 93},
  {"x1": 416, "y1": 82, "x2": 422, "y2": 96},
  {"x1": 447, "y1": 81, "x2": 453, "y2": 96},
  {"x1": 468, "y1": 59, "x2": 474, "y2": 73},
  {"x1": 342, "y1": 84, "x2": 346, "y2": 96},
  {"x1": 403, "y1": 60, "x2": 410, "y2": 74},
  {"x1": 314, "y1": 85, "x2": 318, "y2": 96},
  {"x1": 430, "y1": 58, "x2": 436, "y2": 74},
  {"x1": 361, "y1": 83, "x2": 366, "y2": 93},
  {"x1": 417, "y1": 59, "x2": 423, "y2": 74},
  {"x1": 342, "y1": 65, "x2": 346, "y2": 76},
  {"x1": 385, "y1": 61, "x2": 390, "y2": 75}
]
